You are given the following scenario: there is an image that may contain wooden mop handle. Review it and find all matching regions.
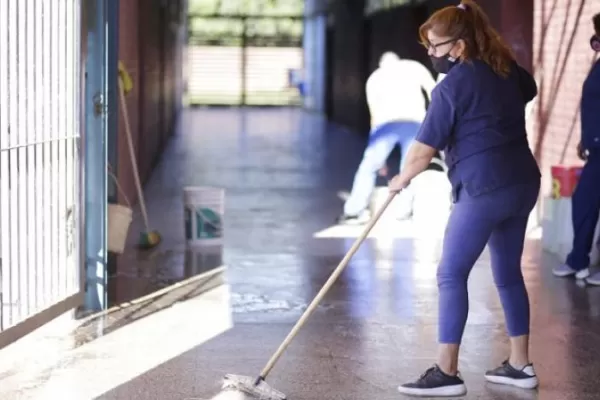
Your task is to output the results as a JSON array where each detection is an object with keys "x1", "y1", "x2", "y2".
[{"x1": 257, "y1": 191, "x2": 398, "y2": 381}]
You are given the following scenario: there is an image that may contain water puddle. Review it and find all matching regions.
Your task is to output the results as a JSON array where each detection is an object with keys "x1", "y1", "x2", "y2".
[{"x1": 230, "y1": 293, "x2": 306, "y2": 313}]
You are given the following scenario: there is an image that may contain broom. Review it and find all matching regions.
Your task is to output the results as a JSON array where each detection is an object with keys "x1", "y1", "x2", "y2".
[
  {"x1": 118, "y1": 63, "x2": 161, "y2": 249},
  {"x1": 220, "y1": 192, "x2": 398, "y2": 399}
]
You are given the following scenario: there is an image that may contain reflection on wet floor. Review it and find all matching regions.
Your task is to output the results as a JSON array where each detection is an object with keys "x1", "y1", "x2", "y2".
[
  {"x1": 107, "y1": 246, "x2": 225, "y2": 307},
  {"x1": 77, "y1": 265, "x2": 226, "y2": 347},
  {"x1": 230, "y1": 292, "x2": 306, "y2": 313},
  {"x1": 2, "y1": 109, "x2": 600, "y2": 400}
]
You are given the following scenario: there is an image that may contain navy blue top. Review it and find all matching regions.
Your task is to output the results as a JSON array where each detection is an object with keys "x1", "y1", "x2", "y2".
[
  {"x1": 581, "y1": 59, "x2": 600, "y2": 154},
  {"x1": 416, "y1": 59, "x2": 541, "y2": 199}
]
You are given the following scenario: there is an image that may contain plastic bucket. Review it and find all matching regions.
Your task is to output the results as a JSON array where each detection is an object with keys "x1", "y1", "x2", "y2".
[
  {"x1": 183, "y1": 186, "x2": 224, "y2": 247},
  {"x1": 107, "y1": 203, "x2": 133, "y2": 253}
]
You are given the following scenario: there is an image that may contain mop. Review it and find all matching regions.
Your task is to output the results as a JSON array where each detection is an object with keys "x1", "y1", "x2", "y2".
[
  {"x1": 118, "y1": 62, "x2": 161, "y2": 249},
  {"x1": 221, "y1": 192, "x2": 398, "y2": 399}
]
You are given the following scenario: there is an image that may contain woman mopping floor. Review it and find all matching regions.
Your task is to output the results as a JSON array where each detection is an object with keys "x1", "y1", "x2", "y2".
[
  {"x1": 216, "y1": 0, "x2": 541, "y2": 398},
  {"x1": 389, "y1": 0, "x2": 540, "y2": 396}
]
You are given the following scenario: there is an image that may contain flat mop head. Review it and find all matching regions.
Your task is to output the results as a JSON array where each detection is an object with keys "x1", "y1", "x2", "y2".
[
  {"x1": 221, "y1": 374, "x2": 287, "y2": 400},
  {"x1": 138, "y1": 230, "x2": 161, "y2": 249}
]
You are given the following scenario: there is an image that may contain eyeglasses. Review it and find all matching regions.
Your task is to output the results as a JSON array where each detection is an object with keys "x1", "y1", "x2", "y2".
[{"x1": 428, "y1": 38, "x2": 457, "y2": 55}]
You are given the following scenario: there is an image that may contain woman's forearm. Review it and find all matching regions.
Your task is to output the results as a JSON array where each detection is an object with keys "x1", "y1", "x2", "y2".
[
  {"x1": 389, "y1": 141, "x2": 439, "y2": 192},
  {"x1": 398, "y1": 155, "x2": 433, "y2": 185}
]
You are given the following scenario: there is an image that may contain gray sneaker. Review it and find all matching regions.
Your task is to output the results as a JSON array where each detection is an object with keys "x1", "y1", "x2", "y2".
[
  {"x1": 485, "y1": 360, "x2": 538, "y2": 389},
  {"x1": 552, "y1": 264, "x2": 589, "y2": 279},
  {"x1": 398, "y1": 365, "x2": 467, "y2": 397},
  {"x1": 585, "y1": 270, "x2": 600, "y2": 285}
]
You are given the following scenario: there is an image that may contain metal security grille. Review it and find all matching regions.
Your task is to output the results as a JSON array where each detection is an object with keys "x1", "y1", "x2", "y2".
[
  {"x1": 0, "y1": 0, "x2": 83, "y2": 347},
  {"x1": 186, "y1": 15, "x2": 304, "y2": 106}
]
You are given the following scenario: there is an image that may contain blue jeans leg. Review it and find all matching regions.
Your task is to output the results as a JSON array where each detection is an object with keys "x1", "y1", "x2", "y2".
[
  {"x1": 397, "y1": 122, "x2": 420, "y2": 169},
  {"x1": 394, "y1": 122, "x2": 420, "y2": 216},
  {"x1": 344, "y1": 122, "x2": 420, "y2": 216},
  {"x1": 343, "y1": 127, "x2": 398, "y2": 216}
]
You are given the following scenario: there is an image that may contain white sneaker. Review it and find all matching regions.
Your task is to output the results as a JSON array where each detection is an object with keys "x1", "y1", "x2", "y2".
[
  {"x1": 585, "y1": 271, "x2": 600, "y2": 285},
  {"x1": 552, "y1": 264, "x2": 589, "y2": 279}
]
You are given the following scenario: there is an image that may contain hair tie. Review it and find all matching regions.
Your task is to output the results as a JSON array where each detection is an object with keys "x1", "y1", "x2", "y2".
[{"x1": 457, "y1": 3, "x2": 467, "y2": 10}]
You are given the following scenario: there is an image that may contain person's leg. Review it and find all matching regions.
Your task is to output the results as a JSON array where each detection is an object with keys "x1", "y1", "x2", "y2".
[
  {"x1": 340, "y1": 125, "x2": 398, "y2": 222},
  {"x1": 397, "y1": 121, "x2": 420, "y2": 169},
  {"x1": 554, "y1": 160, "x2": 600, "y2": 278},
  {"x1": 582, "y1": 158, "x2": 600, "y2": 283},
  {"x1": 397, "y1": 194, "x2": 496, "y2": 397},
  {"x1": 436, "y1": 200, "x2": 496, "y2": 372},
  {"x1": 484, "y1": 215, "x2": 539, "y2": 389}
]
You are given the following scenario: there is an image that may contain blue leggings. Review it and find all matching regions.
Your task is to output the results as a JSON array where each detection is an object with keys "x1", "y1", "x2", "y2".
[{"x1": 438, "y1": 181, "x2": 540, "y2": 343}]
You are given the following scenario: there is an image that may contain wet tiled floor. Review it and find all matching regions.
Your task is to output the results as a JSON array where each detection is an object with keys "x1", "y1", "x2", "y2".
[{"x1": 2, "y1": 108, "x2": 600, "y2": 399}]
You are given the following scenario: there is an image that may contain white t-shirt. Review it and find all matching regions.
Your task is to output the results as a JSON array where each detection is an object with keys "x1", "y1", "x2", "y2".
[{"x1": 366, "y1": 59, "x2": 436, "y2": 127}]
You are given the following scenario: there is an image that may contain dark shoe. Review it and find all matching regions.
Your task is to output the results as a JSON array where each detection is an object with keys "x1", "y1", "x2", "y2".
[
  {"x1": 336, "y1": 210, "x2": 371, "y2": 225},
  {"x1": 484, "y1": 360, "x2": 538, "y2": 389},
  {"x1": 397, "y1": 364, "x2": 467, "y2": 397}
]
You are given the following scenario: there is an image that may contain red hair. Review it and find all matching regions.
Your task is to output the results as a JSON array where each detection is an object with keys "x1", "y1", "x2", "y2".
[{"x1": 418, "y1": 0, "x2": 515, "y2": 77}]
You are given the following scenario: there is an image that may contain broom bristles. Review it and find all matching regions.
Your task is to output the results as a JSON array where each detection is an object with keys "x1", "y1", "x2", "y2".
[{"x1": 221, "y1": 374, "x2": 286, "y2": 400}]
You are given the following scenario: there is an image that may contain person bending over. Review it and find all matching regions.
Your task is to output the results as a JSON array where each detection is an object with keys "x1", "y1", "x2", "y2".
[{"x1": 338, "y1": 52, "x2": 436, "y2": 224}]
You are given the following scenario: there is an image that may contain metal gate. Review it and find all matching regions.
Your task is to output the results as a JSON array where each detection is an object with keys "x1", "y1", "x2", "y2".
[
  {"x1": 186, "y1": 14, "x2": 304, "y2": 106},
  {"x1": 0, "y1": 0, "x2": 83, "y2": 348}
]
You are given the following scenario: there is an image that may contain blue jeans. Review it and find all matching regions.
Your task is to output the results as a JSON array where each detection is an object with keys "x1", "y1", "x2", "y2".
[
  {"x1": 566, "y1": 155, "x2": 600, "y2": 271},
  {"x1": 343, "y1": 121, "x2": 420, "y2": 216},
  {"x1": 438, "y1": 180, "x2": 540, "y2": 343}
]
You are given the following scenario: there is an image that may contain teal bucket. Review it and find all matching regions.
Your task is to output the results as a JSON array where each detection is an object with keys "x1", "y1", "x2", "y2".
[{"x1": 183, "y1": 187, "x2": 224, "y2": 246}]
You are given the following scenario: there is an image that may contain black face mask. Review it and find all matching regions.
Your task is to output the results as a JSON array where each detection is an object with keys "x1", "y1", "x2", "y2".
[
  {"x1": 430, "y1": 54, "x2": 459, "y2": 74},
  {"x1": 591, "y1": 34, "x2": 600, "y2": 52}
]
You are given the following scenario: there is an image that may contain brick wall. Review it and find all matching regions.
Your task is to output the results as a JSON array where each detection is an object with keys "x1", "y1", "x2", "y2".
[
  {"x1": 117, "y1": 0, "x2": 183, "y2": 206},
  {"x1": 498, "y1": 0, "x2": 534, "y2": 72},
  {"x1": 531, "y1": 0, "x2": 598, "y2": 197},
  {"x1": 117, "y1": 0, "x2": 141, "y2": 206},
  {"x1": 138, "y1": 0, "x2": 164, "y2": 183}
]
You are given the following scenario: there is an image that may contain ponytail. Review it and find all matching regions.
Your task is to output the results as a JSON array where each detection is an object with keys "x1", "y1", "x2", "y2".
[
  {"x1": 419, "y1": 0, "x2": 515, "y2": 78},
  {"x1": 459, "y1": 0, "x2": 515, "y2": 77}
]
